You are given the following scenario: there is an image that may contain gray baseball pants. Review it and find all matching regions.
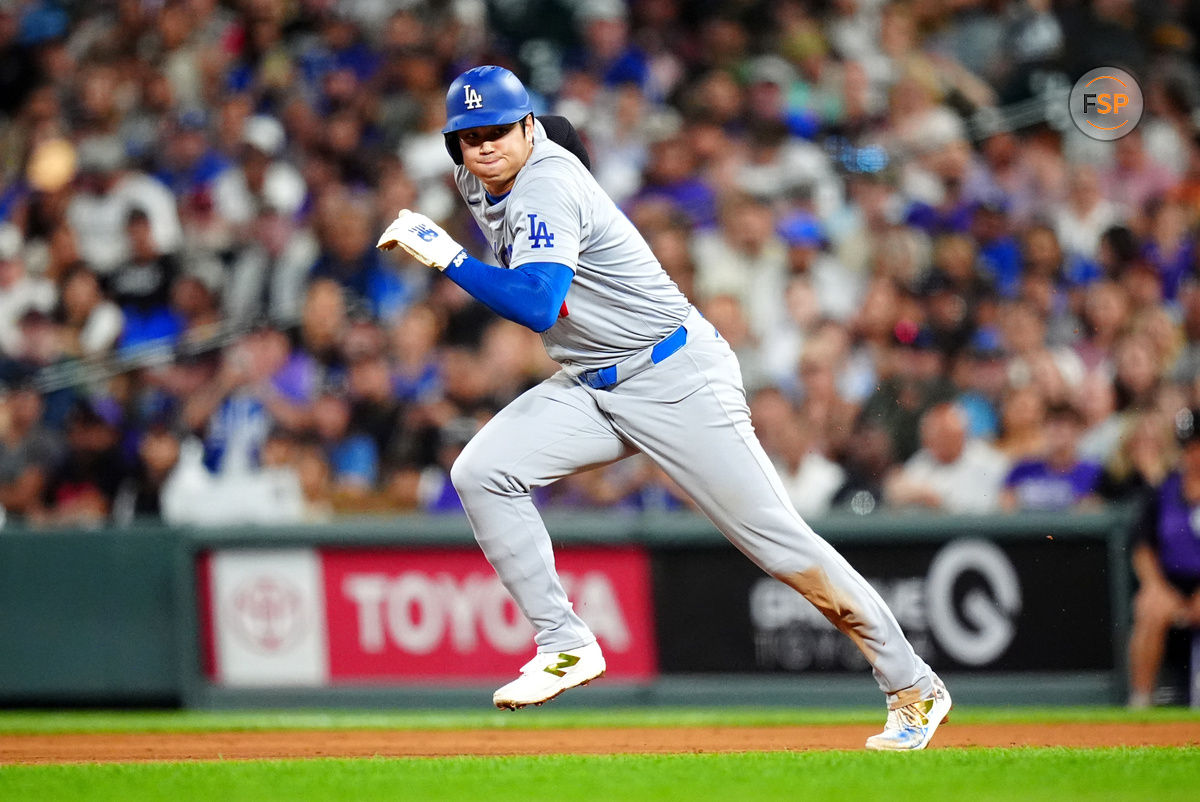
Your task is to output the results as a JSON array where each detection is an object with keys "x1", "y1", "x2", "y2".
[{"x1": 450, "y1": 309, "x2": 935, "y2": 704}]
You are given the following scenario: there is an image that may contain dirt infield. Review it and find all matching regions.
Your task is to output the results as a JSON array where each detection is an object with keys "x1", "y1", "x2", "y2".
[{"x1": 3, "y1": 722, "x2": 1198, "y2": 764}]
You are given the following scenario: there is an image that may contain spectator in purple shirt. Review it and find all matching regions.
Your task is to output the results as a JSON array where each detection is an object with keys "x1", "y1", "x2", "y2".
[
  {"x1": 1127, "y1": 408, "x2": 1200, "y2": 707},
  {"x1": 1001, "y1": 401, "x2": 1102, "y2": 511}
]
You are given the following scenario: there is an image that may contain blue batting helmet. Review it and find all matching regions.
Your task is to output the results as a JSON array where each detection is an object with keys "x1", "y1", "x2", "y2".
[{"x1": 442, "y1": 65, "x2": 533, "y2": 135}]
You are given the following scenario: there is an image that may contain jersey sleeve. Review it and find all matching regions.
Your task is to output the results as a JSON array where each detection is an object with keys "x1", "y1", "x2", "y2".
[{"x1": 507, "y1": 162, "x2": 583, "y2": 272}]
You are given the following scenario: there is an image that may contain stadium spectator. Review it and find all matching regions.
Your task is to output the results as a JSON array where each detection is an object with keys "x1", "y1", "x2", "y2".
[
  {"x1": 1097, "y1": 411, "x2": 1175, "y2": 503},
  {"x1": 54, "y1": 264, "x2": 123, "y2": 358},
  {"x1": 0, "y1": 381, "x2": 63, "y2": 523},
  {"x1": 630, "y1": 116, "x2": 718, "y2": 231},
  {"x1": 153, "y1": 107, "x2": 230, "y2": 247},
  {"x1": 1141, "y1": 198, "x2": 1195, "y2": 304},
  {"x1": 994, "y1": 384, "x2": 1047, "y2": 462},
  {"x1": 832, "y1": 420, "x2": 898, "y2": 516},
  {"x1": 0, "y1": 309, "x2": 61, "y2": 398},
  {"x1": 1075, "y1": 280, "x2": 1132, "y2": 375},
  {"x1": 884, "y1": 402, "x2": 1008, "y2": 513},
  {"x1": 110, "y1": 208, "x2": 183, "y2": 349},
  {"x1": 644, "y1": 219, "x2": 697, "y2": 299},
  {"x1": 310, "y1": 388, "x2": 377, "y2": 501},
  {"x1": 66, "y1": 135, "x2": 182, "y2": 276},
  {"x1": 969, "y1": 200, "x2": 1022, "y2": 299},
  {"x1": 1000, "y1": 402, "x2": 1102, "y2": 511},
  {"x1": 222, "y1": 201, "x2": 318, "y2": 327},
  {"x1": 297, "y1": 278, "x2": 348, "y2": 380},
  {"x1": 479, "y1": 319, "x2": 556, "y2": 407},
  {"x1": 952, "y1": 327, "x2": 1009, "y2": 440},
  {"x1": 779, "y1": 211, "x2": 862, "y2": 323},
  {"x1": 699, "y1": 293, "x2": 766, "y2": 393},
  {"x1": 750, "y1": 386, "x2": 844, "y2": 518},
  {"x1": 388, "y1": 302, "x2": 441, "y2": 404},
  {"x1": 1127, "y1": 408, "x2": 1200, "y2": 708},
  {"x1": 111, "y1": 422, "x2": 180, "y2": 524},
  {"x1": 794, "y1": 325, "x2": 860, "y2": 460},
  {"x1": 347, "y1": 350, "x2": 405, "y2": 468},
  {"x1": 1053, "y1": 163, "x2": 1126, "y2": 260},
  {"x1": 169, "y1": 256, "x2": 224, "y2": 345},
  {"x1": 181, "y1": 326, "x2": 310, "y2": 470},
  {"x1": 693, "y1": 193, "x2": 788, "y2": 341},
  {"x1": 1113, "y1": 334, "x2": 1165, "y2": 415},
  {"x1": 1076, "y1": 370, "x2": 1124, "y2": 464},
  {"x1": 860, "y1": 326, "x2": 956, "y2": 461},
  {"x1": 293, "y1": 437, "x2": 334, "y2": 522},
  {"x1": 0, "y1": 222, "x2": 55, "y2": 357},
  {"x1": 42, "y1": 400, "x2": 127, "y2": 527},
  {"x1": 1100, "y1": 130, "x2": 1177, "y2": 219},
  {"x1": 308, "y1": 189, "x2": 416, "y2": 322},
  {"x1": 212, "y1": 113, "x2": 307, "y2": 246},
  {"x1": 1019, "y1": 223, "x2": 1099, "y2": 312},
  {"x1": 1002, "y1": 299, "x2": 1086, "y2": 400},
  {"x1": 415, "y1": 416, "x2": 477, "y2": 514}
]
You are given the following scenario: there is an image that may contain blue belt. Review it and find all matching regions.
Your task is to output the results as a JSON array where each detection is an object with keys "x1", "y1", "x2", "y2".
[{"x1": 578, "y1": 323, "x2": 689, "y2": 391}]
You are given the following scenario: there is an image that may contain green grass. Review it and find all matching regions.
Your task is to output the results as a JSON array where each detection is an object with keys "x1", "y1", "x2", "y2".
[
  {"x1": 2, "y1": 748, "x2": 1198, "y2": 802},
  {"x1": 3, "y1": 708, "x2": 1199, "y2": 801},
  {"x1": 2, "y1": 705, "x2": 1198, "y2": 734}
]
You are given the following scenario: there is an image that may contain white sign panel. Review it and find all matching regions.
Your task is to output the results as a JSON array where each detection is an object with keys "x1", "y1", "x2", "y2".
[{"x1": 210, "y1": 549, "x2": 329, "y2": 686}]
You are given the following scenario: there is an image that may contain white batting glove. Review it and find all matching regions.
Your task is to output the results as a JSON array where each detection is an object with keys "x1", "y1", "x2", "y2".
[{"x1": 376, "y1": 209, "x2": 466, "y2": 271}]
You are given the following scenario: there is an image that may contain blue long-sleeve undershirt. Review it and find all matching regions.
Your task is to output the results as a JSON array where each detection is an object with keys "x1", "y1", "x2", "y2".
[{"x1": 443, "y1": 255, "x2": 574, "y2": 333}]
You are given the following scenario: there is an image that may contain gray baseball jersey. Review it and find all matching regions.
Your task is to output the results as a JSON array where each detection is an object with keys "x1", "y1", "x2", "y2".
[
  {"x1": 449, "y1": 121, "x2": 936, "y2": 708},
  {"x1": 454, "y1": 124, "x2": 689, "y2": 371}
]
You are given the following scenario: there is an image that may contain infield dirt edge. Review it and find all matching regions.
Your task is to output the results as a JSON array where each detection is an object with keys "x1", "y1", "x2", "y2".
[{"x1": 3, "y1": 722, "x2": 1199, "y2": 764}]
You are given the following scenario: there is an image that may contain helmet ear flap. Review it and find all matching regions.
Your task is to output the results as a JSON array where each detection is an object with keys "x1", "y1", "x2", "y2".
[{"x1": 444, "y1": 133, "x2": 464, "y2": 165}]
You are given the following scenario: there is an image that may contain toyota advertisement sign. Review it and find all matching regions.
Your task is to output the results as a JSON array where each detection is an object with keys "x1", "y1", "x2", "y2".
[{"x1": 200, "y1": 546, "x2": 657, "y2": 686}]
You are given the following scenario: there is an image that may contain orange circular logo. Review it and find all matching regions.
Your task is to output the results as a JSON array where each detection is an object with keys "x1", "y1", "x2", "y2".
[{"x1": 1069, "y1": 67, "x2": 1143, "y2": 141}]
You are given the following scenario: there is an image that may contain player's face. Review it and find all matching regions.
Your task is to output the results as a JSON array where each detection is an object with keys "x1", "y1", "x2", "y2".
[{"x1": 458, "y1": 116, "x2": 534, "y2": 195}]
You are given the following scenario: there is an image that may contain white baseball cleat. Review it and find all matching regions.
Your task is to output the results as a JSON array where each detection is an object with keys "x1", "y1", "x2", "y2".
[
  {"x1": 493, "y1": 641, "x2": 606, "y2": 710},
  {"x1": 865, "y1": 675, "x2": 952, "y2": 751}
]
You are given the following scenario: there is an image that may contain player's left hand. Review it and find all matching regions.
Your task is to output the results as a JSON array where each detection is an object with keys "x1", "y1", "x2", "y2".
[{"x1": 376, "y1": 209, "x2": 466, "y2": 271}]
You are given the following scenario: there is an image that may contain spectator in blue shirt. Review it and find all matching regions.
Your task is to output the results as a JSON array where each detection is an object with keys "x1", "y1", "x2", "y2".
[
  {"x1": 971, "y1": 199, "x2": 1022, "y2": 298},
  {"x1": 310, "y1": 389, "x2": 377, "y2": 498},
  {"x1": 308, "y1": 190, "x2": 416, "y2": 322},
  {"x1": 153, "y1": 108, "x2": 230, "y2": 223}
]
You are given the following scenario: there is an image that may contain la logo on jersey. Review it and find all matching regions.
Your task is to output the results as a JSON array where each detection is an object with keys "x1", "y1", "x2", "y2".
[
  {"x1": 463, "y1": 84, "x2": 483, "y2": 109},
  {"x1": 528, "y1": 214, "x2": 554, "y2": 249}
]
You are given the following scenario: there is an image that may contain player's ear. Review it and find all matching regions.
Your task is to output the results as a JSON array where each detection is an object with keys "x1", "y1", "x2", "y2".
[{"x1": 524, "y1": 114, "x2": 535, "y2": 145}]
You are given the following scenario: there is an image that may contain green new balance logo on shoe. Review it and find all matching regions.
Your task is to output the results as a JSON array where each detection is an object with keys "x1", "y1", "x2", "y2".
[
  {"x1": 543, "y1": 653, "x2": 580, "y2": 677},
  {"x1": 493, "y1": 643, "x2": 606, "y2": 709}
]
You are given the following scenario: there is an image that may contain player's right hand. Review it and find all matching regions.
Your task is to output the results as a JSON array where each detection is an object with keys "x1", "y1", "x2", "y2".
[{"x1": 376, "y1": 209, "x2": 466, "y2": 271}]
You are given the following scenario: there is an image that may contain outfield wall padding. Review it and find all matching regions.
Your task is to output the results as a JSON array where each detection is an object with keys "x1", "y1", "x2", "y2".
[{"x1": 0, "y1": 509, "x2": 1135, "y2": 707}]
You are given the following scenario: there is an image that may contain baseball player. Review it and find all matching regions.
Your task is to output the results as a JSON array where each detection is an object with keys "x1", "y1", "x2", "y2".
[{"x1": 378, "y1": 65, "x2": 951, "y2": 750}]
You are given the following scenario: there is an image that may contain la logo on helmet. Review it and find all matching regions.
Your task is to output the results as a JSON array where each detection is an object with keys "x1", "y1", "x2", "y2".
[{"x1": 463, "y1": 84, "x2": 483, "y2": 109}]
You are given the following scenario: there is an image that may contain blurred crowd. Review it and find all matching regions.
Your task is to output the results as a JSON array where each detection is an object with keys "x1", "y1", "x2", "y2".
[{"x1": 2, "y1": 0, "x2": 1200, "y2": 528}]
